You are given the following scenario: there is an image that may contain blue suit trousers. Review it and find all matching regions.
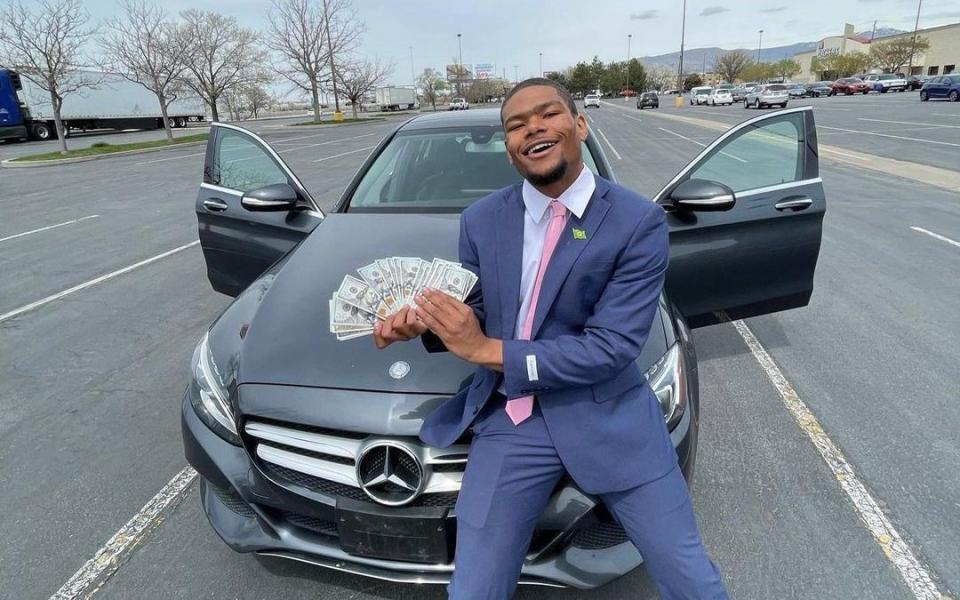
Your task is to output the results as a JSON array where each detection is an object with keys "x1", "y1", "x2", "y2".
[{"x1": 448, "y1": 395, "x2": 729, "y2": 600}]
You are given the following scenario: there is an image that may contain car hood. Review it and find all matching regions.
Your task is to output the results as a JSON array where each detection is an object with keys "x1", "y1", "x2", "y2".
[{"x1": 238, "y1": 213, "x2": 476, "y2": 395}]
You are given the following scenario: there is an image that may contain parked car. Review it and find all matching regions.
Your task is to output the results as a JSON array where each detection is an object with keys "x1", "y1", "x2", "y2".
[
  {"x1": 448, "y1": 98, "x2": 469, "y2": 110},
  {"x1": 731, "y1": 87, "x2": 748, "y2": 102},
  {"x1": 920, "y1": 74, "x2": 960, "y2": 101},
  {"x1": 786, "y1": 83, "x2": 807, "y2": 98},
  {"x1": 804, "y1": 82, "x2": 834, "y2": 97},
  {"x1": 906, "y1": 75, "x2": 928, "y2": 91},
  {"x1": 185, "y1": 106, "x2": 824, "y2": 590},
  {"x1": 689, "y1": 86, "x2": 712, "y2": 105},
  {"x1": 830, "y1": 78, "x2": 870, "y2": 95},
  {"x1": 636, "y1": 91, "x2": 659, "y2": 109},
  {"x1": 584, "y1": 94, "x2": 601, "y2": 108},
  {"x1": 744, "y1": 84, "x2": 789, "y2": 108},
  {"x1": 707, "y1": 88, "x2": 734, "y2": 106},
  {"x1": 864, "y1": 73, "x2": 907, "y2": 93}
]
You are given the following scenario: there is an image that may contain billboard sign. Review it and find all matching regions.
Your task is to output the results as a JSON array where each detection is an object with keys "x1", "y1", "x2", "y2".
[
  {"x1": 474, "y1": 63, "x2": 494, "y2": 80},
  {"x1": 446, "y1": 64, "x2": 472, "y2": 81}
]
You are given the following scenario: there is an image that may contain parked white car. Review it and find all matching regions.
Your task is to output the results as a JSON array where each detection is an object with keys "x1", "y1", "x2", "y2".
[
  {"x1": 448, "y1": 97, "x2": 469, "y2": 110},
  {"x1": 863, "y1": 73, "x2": 907, "y2": 93},
  {"x1": 707, "y1": 89, "x2": 734, "y2": 106},
  {"x1": 584, "y1": 94, "x2": 601, "y2": 108},
  {"x1": 690, "y1": 86, "x2": 713, "y2": 105}
]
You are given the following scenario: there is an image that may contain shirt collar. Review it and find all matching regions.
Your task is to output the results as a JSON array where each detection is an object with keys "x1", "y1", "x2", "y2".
[{"x1": 521, "y1": 165, "x2": 596, "y2": 224}]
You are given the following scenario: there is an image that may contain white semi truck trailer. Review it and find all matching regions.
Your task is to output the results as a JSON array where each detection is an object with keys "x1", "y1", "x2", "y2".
[
  {"x1": 0, "y1": 68, "x2": 207, "y2": 142},
  {"x1": 374, "y1": 87, "x2": 417, "y2": 112}
]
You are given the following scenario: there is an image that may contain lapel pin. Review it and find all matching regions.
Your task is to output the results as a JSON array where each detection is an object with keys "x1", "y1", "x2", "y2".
[{"x1": 572, "y1": 228, "x2": 587, "y2": 240}]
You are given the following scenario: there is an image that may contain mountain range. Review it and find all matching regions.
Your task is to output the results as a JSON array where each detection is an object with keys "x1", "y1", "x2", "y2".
[{"x1": 640, "y1": 28, "x2": 905, "y2": 72}]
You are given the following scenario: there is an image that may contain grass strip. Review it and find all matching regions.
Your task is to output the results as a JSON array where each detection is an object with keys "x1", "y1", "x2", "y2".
[{"x1": 12, "y1": 133, "x2": 209, "y2": 162}]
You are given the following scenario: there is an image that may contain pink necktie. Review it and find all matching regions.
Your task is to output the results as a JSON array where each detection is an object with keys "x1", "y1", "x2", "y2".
[{"x1": 505, "y1": 200, "x2": 568, "y2": 425}]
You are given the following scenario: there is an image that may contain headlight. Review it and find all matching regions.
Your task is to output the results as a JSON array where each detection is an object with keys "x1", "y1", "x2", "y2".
[
  {"x1": 644, "y1": 343, "x2": 687, "y2": 430},
  {"x1": 190, "y1": 332, "x2": 241, "y2": 445}
]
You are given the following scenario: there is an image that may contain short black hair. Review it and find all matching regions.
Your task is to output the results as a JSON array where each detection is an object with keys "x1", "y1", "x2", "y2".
[{"x1": 501, "y1": 77, "x2": 578, "y2": 121}]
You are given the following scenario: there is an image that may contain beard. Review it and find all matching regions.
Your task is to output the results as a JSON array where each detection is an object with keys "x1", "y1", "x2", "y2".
[{"x1": 525, "y1": 156, "x2": 568, "y2": 187}]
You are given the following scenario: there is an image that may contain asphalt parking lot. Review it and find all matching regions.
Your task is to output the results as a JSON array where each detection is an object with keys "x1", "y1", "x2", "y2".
[{"x1": 1, "y1": 93, "x2": 958, "y2": 599}]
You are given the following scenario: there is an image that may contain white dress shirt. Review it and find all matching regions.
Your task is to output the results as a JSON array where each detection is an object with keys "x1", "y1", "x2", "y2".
[{"x1": 498, "y1": 165, "x2": 596, "y2": 394}]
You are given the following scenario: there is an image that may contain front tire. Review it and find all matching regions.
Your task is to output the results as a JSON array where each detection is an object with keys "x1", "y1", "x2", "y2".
[
  {"x1": 950, "y1": 90, "x2": 959, "y2": 102},
  {"x1": 920, "y1": 90, "x2": 929, "y2": 101}
]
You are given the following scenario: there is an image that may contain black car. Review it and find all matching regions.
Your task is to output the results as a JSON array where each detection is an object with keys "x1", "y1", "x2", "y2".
[
  {"x1": 184, "y1": 108, "x2": 825, "y2": 589},
  {"x1": 805, "y1": 82, "x2": 833, "y2": 97},
  {"x1": 636, "y1": 92, "x2": 660, "y2": 109}
]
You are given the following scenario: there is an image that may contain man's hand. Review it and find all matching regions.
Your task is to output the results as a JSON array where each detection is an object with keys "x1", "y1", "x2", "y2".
[
  {"x1": 414, "y1": 288, "x2": 503, "y2": 370},
  {"x1": 373, "y1": 306, "x2": 428, "y2": 349}
]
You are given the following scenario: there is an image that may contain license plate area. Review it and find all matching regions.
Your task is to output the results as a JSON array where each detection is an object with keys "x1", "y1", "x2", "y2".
[{"x1": 336, "y1": 497, "x2": 452, "y2": 564}]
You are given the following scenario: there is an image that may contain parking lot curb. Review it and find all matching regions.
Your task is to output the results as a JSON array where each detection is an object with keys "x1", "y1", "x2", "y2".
[
  {"x1": 0, "y1": 139, "x2": 208, "y2": 169},
  {"x1": 601, "y1": 100, "x2": 960, "y2": 194}
]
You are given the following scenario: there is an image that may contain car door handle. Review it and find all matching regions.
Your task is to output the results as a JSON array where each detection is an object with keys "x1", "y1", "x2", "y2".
[
  {"x1": 203, "y1": 199, "x2": 229, "y2": 212},
  {"x1": 775, "y1": 197, "x2": 813, "y2": 212}
]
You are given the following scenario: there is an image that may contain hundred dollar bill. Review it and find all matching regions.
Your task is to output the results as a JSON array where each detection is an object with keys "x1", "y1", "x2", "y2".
[
  {"x1": 329, "y1": 296, "x2": 377, "y2": 329},
  {"x1": 336, "y1": 274, "x2": 383, "y2": 317},
  {"x1": 434, "y1": 266, "x2": 474, "y2": 301}
]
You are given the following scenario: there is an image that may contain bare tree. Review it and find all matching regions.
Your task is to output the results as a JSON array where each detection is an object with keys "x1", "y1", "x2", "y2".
[
  {"x1": 265, "y1": 0, "x2": 363, "y2": 123},
  {"x1": 336, "y1": 58, "x2": 392, "y2": 118},
  {"x1": 417, "y1": 68, "x2": 447, "y2": 111},
  {"x1": 179, "y1": 9, "x2": 266, "y2": 122},
  {"x1": 869, "y1": 36, "x2": 929, "y2": 73},
  {"x1": 647, "y1": 64, "x2": 675, "y2": 91},
  {"x1": 0, "y1": 0, "x2": 95, "y2": 152},
  {"x1": 100, "y1": 0, "x2": 189, "y2": 141},
  {"x1": 714, "y1": 49, "x2": 752, "y2": 84},
  {"x1": 244, "y1": 84, "x2": 272, "y2": 119}
]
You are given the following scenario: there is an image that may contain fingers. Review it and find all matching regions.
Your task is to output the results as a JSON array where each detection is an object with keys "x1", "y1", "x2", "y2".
[
  {"x1": 374, "y1": 307, "x2": 427, "y2": 350},
  {"x1": 420, "y1": 288, "x2": 463, "y2": 321}
]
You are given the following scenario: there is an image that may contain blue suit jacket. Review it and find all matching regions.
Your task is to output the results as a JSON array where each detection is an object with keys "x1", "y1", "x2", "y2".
[{"x1": 418, "y1": 175, "x2": 678, "y2": 494}]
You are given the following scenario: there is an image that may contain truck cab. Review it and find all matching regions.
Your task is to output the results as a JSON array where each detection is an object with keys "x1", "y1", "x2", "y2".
[{"x1": 0, "y1": 69, "x2": 31, "y2": 142}]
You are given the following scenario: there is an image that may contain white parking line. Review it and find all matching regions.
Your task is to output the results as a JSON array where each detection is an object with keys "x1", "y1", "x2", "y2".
[
  {"x1": 0, "y1": 215, "x2": 99, "y2": 243},
  {"x1": 733, "y1": 320, "x2": 945, "y2": 600},
  {"x1": 657, "y1": 127, "x2": 747, "y2": 163},
  {"x1": 858, "y1": 117, "x2": 960, "y2": 129},
  {"x1": 135, "y1": 150, "x2": 206, "y2": 166},
  {"x1": 819, "y1": 125, "x2": 960, "y2": 147},
  {"x1": 278, "y1": 132, "x2": 378, "y2": 154},
  {"x1": 620, "y1": 113, "x2": 643, "y2": 123},
  {"x1": 312, "y1": 146, "x2": 376, "y2": 163},
  {"x1": 819, "y1": 146, "x2": 870, "y2": 160},
  {"x1": 931, "y1": 113, "x2": 960, "y2": 118},
  {"x1": 585, "y1": 113, "x2": 595, "y2": 123},
  {"x1": 49, "y1": 467, "x2": 197, "y2": 600},
  {"x1": 0, "y1": 241, "x2": 199, "y2": 324},
  {"x1": 595, "y1": 128, "x2": 622, "y2": 160},
  {"x1": 910, "y1": 226, "x2": 960, "y2": 248}
]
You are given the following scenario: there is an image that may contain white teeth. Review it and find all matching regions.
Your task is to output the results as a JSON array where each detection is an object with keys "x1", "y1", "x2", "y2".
[{"x1": 527, "y1": 142, "x2": 555, "y2": 155}]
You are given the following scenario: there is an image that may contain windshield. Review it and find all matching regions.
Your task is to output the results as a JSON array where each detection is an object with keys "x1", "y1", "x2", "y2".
[
  {"x1": 766, "y1": 84, "x2": 787, "y2": 91},
  {"x1": 346, "y1": 126, "x2": 599, "y2": 213},
  {"x1": 879, "y1": 74, "x2": 897, "y2": 80}
]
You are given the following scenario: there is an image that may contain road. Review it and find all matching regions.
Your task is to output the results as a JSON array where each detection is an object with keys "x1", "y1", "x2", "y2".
[{"x1": 0, "y1": 95, "x2": 958, "y2": 600}]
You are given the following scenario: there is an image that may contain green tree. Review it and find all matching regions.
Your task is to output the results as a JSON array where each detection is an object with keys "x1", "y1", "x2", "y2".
[
  {"x1": 682, "y1": 73, "x2": 703, "y2": 91},
  {"x1": 772, "y1": 58, "x2": 801, "y2": 80},
  {"x1": 589, "y1": 55, "x2": 604, "y2": 91},
  {"x1": 814, "y1": 51, "x2": 871, "y2": 78},
  {"x1": 545, "y1": 70, "x2": 569, "y2": 89},
  {"x1": 569, "y1": 61, "x2": 593, "y2": 95},
  {"x1": 869, "y1": 36, "x2": 929, "y2": 73},
  {"x1": 740, "y1": 62, "x2": 774, "y2": 82},
  {"x1": 624, "y1": 58, "x2": 647, "y2": 93}
]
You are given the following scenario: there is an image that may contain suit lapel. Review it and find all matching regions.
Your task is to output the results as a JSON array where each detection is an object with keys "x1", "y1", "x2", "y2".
[
  {"x1": 529, "y1": 179, "x2": 611, "y2": 339},
  {"x1": 495, "y1": 186, "x2": 524, "y2": 339}
]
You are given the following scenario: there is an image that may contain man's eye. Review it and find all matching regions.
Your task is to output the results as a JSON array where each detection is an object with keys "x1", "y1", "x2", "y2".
[{"x1": 545, "y1": 112, "x2": 559, "y2": 117}]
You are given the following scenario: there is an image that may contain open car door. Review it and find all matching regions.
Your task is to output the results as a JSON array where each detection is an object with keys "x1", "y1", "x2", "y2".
[
  {"x1": 655, "y1": 106, "x2": 825, "y2": 328},
  {"x1": 196, "y1": 123, "x2": 323, "y2": 296}
]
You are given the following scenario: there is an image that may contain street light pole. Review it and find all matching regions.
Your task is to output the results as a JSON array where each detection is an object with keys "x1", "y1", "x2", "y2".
[
  {"x1": 513, "y1": 64, "x2": 519, "y2": 85},
  {"x1": 322, "y1": 0, "x2": 342, "y2": 121},
  {"x1": 409, "y1": 46, "x2": 415, "y2": 88},
  {"x1": 625, "y1": 33, "x2": 632, "y2": 100},
  {"x1": 757, "y1": 29, "x2": 764, "y2": 63},
  {"x1": 457, "y1": 33, "x2": 463, "y2": 96},
  {"x1": 539, "y1": 52, "x2": 543, "y2": 77},
  {"x1": 677, "y1": 0, "x2": 687, "y2": 94},
  {"x1": 907, "y1": 0, "x2": 922, "y2": 76}
]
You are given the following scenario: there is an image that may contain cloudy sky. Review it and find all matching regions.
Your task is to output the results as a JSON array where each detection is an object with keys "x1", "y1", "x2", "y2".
[{"x1": 82, "y1": 0, "x2": 960, "y2": 89}]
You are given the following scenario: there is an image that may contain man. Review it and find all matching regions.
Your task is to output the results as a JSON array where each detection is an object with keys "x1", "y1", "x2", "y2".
[{"x1": 373, "y1": 78, "x2": 728, "y2": 600}]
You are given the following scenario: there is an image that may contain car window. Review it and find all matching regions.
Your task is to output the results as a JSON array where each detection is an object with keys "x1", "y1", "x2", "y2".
[
  {"x1": 347, "y1": 127, "x2": 599, "y2": 212},
  {"x1": 212, "y1": 129, "x2": 288, "y2": 192},
  {"x1": 766, "y1": 84, "x2": 787, "y2": 91},
  {"x1": 948, "y1": 75, "x2": 960, "y2": 84},
  {"x1": 687, "y1": 112, "x2": 804, "y2": 193}
]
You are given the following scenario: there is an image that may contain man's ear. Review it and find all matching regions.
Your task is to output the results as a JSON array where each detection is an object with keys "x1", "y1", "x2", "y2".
[{"x1": 576, "y1": 113, "x2": 588, "y2": 141}]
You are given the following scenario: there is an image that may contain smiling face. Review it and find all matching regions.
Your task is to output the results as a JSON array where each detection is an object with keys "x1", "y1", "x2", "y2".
[{"x1": 501, "y1": 85, "x2": 588, "y2": 194}]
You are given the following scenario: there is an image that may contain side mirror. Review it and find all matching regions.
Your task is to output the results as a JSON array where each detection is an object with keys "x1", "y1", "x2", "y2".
[
  {"x1": 241, "y1": 183, "x2": 299, "y2": 212},
  {"x1": 669, "y1": 179, "x2": 736, "y2": 212}
]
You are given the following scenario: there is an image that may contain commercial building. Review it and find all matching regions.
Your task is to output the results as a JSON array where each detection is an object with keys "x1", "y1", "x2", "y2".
[{"x1": 795, "y1": 21, "x2": 960, "y2": 82}]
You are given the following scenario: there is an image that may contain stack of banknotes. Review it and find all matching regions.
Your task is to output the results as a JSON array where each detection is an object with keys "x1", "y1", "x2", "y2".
[{"x1": 329, "y1": 257, "x2": 478, "y2": 340}]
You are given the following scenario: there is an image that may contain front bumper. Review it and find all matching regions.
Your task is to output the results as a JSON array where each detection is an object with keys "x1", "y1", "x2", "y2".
[{"x1": 182, "y1": 389, "x2": 697, "y2": 589}]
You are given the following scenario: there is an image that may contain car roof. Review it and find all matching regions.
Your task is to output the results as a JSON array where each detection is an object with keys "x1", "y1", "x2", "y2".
[{"x1": 398, "y1": 108, "x2": 503, "y2": 132}]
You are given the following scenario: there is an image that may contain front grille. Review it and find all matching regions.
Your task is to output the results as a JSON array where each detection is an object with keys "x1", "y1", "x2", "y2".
[
  {"x1": 281, "y1": 511, "x2": 339, "y2": 537},
  {"x1": 207, "y1": 481, "x2": 256, "y2": 517},
  {"x1": 260, "y1": 440, "x2": 355, "y2": 466},
  {"x1": 570, "y1": 522, "x2": 631, "y2": 550},
  {"x1": 250, "y1": 416, "x2": 367, "y2": 439},
  {"x1": 267, "y1": 464, "x2": 459, "y2": 508}
]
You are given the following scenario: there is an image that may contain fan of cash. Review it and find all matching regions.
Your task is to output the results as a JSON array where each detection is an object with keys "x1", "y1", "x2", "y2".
[{"x1": 329, "y1": 257, "x2": 478, "y2": 341}]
